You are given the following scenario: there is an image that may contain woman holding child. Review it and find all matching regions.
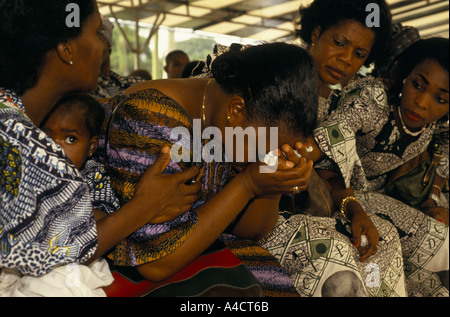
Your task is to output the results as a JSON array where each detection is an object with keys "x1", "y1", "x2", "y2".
[
  {"x1": 0, "y1": 0, "x2": 318, "y2": 297},
  {"x1": 0, "y1": 0, "x2": 205, "y2": 295}
]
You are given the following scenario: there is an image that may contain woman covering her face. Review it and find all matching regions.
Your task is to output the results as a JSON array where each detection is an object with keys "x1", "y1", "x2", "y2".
[{"x1": 97, "y1": 42, "x2": 320, "y2": 297}]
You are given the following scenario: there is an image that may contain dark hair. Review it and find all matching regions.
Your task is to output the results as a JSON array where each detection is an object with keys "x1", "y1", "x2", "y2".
[
  {"x1": 181, "y1": 61, "x2": 206, "y2": 78},
  {"x1": 43, "y1": 93, "x2": 105, "y2": 137},
  {"x1": 389, "y1": 37, "x2": 449, "y2": 106},
  {"x1": 0, "y1": 0, "x2": 96, "y2": 95},
  {"x1": 296, "y1": 0, "x2": 392, "y2": 67},
  {"x1": 165, "y1": 50, "x2": 189, "y2": 65},
  {"x1": 211, "y1": 42, "x2": 318, "y2": 138},
  {"x1": 129, "y1": 69, "x2": 152, "y2": 80}
]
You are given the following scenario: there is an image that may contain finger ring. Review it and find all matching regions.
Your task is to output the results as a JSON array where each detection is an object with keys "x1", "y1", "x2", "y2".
[{"x1": 293, "y1": 186, "x2": 300, "y2": 194}]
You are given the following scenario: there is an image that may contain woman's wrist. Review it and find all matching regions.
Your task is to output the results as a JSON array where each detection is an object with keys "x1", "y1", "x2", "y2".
[
  {"x1": 340, "y1": 196, "x2": 364, "y2": 222},
  {"x1": 126, "y1": 197, "x2": 161, "y2": 227},
  {"x1": 420, "y1": 185, "x2": 441, "y2": 211},
  {"x1": 235, "y1": 172, "x2": 257, "y2": 201}
]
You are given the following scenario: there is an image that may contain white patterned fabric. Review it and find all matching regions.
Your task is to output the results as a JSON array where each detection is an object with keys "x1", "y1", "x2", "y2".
[
  {"x1": 0, "y1": 89, "x2": 98, "y2": 277},
  {"x1": 310, "y1": 76, "x2": 449, "y2": 296},
  {"x1": 261, "y1": 211, "x2": 408, "y2": 297}
]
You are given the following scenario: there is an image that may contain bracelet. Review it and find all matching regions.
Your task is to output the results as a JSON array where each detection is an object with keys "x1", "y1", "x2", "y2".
[
  {"x1": 340, "y1": 196, "x2": 359, "y2": 221},
  {"x1": 430, "y1": 193, "x2": 440, "y2": 206}
]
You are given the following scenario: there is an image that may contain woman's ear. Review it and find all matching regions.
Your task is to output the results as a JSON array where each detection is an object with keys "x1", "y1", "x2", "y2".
[
  {"x1": 311, "y1": 26, "x2": 322, "y2": 44},
  {"x1": 56, "y1": 41, "x2": 75, "y2": 66},
  {"x1": 227, "y1": 96, "x2": 247, "y2": 125}
]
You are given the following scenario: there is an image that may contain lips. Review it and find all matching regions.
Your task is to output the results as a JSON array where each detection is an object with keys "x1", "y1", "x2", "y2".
[
  {"x1": 405, "y1": 110, "x2": 423, "y2": 122},
  {"x1": 326, "y1": 66, "x2": 346, "y2": 81}
]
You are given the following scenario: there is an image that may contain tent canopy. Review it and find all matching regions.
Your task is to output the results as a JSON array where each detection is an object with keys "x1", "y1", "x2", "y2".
[{"x1": 98, "y1": 0, "x2": 449, "y2": 42}]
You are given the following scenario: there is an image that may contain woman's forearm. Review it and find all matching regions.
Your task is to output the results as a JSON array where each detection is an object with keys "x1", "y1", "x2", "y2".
[
  {"x1": 136, "y1": 173, "x2": 256, "y2": 282},
  {"x1": 231, "y1": 195, "x2": 281, "y2": 241},
  {"x1": 86, "y1": 200, "x2": 156, "y2": 265}
]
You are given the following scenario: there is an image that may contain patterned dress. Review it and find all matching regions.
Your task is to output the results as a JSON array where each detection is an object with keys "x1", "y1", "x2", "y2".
[
  {"x1": 96, "y1": 88, "x2": 299, "y2": 296},
  {"x1": 313, "y1": 75, "x2": 449, "y2": 297},
  {"x1": 0, "y1": 89, "x2": 98, "y2": 277}
]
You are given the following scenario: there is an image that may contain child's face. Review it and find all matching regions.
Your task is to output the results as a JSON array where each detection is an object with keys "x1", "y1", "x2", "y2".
[
  {"x1": 42, "y1": 106, "x2": 98, "y2": 170},
  {"x1": 164, "y1": 53, "x2": 190, "y2": 78}
]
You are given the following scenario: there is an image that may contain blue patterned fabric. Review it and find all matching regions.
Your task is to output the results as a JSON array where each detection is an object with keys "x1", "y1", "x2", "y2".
[
  {"x1": 81, "y1": 159, "x2": 120, "y2": 215},
  {"x1": 0, "y1": 89, "x2": 98, "y2": 277}
]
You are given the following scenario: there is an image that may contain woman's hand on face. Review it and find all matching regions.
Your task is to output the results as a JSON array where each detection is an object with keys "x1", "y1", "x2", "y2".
[
  {"x1": 279, "y1": 142, "x2": 312, "y2": 170},
  {"x1": 241, "y1": 143, "x2": 314, "y2": 197},
  {"x1": 132, "y1": 146, "x2": 202, "y2": 224},
  {"x1": 350, "y1": 206, "x2": 380, "y2": 262}
]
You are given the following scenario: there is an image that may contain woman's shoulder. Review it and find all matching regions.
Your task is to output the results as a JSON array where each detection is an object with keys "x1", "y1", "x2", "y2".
[
  {"x1": 340, "y1": 74, "x2": 389, "y2": 111},
  {"x1": 343, "y1": 74, "x2": 387, "y2": 94},
  {"x1": 123, "y1": 79, "x2": 176, "y2": 96}
]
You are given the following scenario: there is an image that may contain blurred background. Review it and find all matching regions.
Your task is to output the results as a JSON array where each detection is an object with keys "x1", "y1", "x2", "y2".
[{"x1": 97, "y1": 0, "x2": 449, "y2": 79}]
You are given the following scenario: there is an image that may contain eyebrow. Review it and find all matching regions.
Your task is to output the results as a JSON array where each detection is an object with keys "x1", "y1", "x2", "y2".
[
  {"x1": 61, "y1": 128, "x2": 80, "y2": 134},
  {"x1": 418, "y1": 74, "x2": 430, "y2": 86},
  {"x1": 417, "y1": 74, "x2": 449, "y2": 94},
  {"x1": 334, "y1": 34, "x2": 370, "y2": 53}
]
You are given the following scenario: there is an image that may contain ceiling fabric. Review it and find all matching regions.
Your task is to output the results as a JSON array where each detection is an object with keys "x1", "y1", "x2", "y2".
[{"x1": 97, "y1": 0, "x2": 449, "y2": 41}]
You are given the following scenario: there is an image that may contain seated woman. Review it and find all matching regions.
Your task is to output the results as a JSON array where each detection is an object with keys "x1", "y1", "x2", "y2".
[
  {"x1": 0, "y1": 0, "x2": 201, "y2": 296},
  {"x1": 312, "y1": 38, "x2": 449, "y2": 296},
  {"x1": 96, "y1": 42, "x2": 319, "y2": 297}
]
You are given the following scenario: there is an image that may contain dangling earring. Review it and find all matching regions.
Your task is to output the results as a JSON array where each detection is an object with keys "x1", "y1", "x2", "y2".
[
  {"x1": 69, "y1": 60, "x2": 74, "y2": 65},
  {"x1": 226, "y1": 115, "x2": 231, "y2": 122}
]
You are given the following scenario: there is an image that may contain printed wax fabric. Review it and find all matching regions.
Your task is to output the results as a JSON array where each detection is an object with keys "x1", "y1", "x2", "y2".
[
  {"x1": 260, "y1": 211, "x2": 407, "y2": 297},
  {"x1": 81, "y1": 159, "x2": 121, "y2": 215},
  {"x1": 0, "y1": 89, "x2": 98, "y2": 277},
  {"x1": 314, "y1": 75, "x2": 448, "y2": 190},
  {"x1": 97, "y1": 88, "x2": 299, "y2": 296},
  {"x1": 311, "y1": 76, "x2": 449, "y2": 296}
]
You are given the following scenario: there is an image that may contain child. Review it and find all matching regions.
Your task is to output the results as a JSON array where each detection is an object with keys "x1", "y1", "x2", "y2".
[{"x1": 41, "y1": 93, "x2": 120, "y2": 216}]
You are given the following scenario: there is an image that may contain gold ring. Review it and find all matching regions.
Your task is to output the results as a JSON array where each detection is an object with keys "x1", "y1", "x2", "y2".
[{"x1": 293, "y1": 186, "x2": 300, "y2": 195}]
